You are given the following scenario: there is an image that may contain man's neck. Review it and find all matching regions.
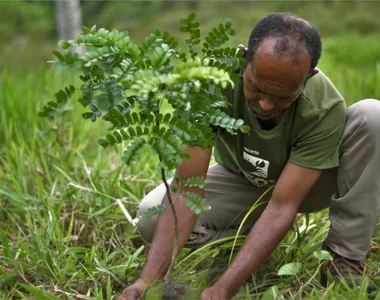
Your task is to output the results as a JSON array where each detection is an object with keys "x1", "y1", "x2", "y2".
[{"x1": 257, "y1": 113, "x2": 282, "y2": 130}]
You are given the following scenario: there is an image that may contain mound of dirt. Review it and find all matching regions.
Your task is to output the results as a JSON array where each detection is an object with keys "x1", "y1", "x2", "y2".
[
  {"x1": 137, "y1": 281, "x2": 189, "y2": 300},
  {"x1": 160, "y1": 281, "x2": 189, "y2": 300}
]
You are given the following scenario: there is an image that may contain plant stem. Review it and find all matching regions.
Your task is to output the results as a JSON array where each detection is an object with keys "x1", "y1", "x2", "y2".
[
  {"x1": 294, "y1": 264, "x2": 321, "y2": 298},
  {"x1": 155, "y1": 107, "x2": 178, "y2": 282},
  {"x1": 160, "y1": 163, "x2": 179, "y2": 282}
]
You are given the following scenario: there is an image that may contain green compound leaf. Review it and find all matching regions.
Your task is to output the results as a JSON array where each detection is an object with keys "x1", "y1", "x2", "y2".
[
  {"x1": 122, "y1": 137, "x2": 147, "y2": 165},
  {"x1": 140, "y1": 204, "x2": 168, "y2": 220},
  {"x1": 38, "y1": 85, "x2": 76, "y2": 120},
  {"x1": 182, "y1": 191, "x2": 210, "y2": 214},
  {"x1": 42, "y1": 13, "x2": 248, "y2": 195},
  {"x1": 180, "y1": 176, "x2": 206, "y2": 188}
]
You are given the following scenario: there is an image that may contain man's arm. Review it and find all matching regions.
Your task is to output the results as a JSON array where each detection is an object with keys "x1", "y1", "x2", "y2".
[
  {"x1": 138, "y1": 146, "x2": 212, "y2": 283},
  {"x1": 213, "y1": 162, "x2": 322, "y2": 298}
]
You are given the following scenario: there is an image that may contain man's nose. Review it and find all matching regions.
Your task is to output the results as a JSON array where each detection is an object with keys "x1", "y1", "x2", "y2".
[{"x1": 258, "y1": 97, "x2": 274, "y2": 111}]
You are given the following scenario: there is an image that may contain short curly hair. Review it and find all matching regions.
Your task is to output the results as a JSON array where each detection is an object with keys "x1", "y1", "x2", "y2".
[{"x1": 246, "y1": 13, "x2": 322, "y2": 70}]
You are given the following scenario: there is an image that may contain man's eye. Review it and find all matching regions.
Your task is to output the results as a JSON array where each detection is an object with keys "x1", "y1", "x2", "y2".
[
  {"x1": 279, "y1": 97, "x2": 291, "y2": 101},
  {"x1": 252, "y1": 87, "x2": 261, "y2": 93}
]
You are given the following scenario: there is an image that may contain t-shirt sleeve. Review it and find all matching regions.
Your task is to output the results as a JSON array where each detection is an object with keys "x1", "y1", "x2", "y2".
[{"x1": 288, "y1": 101, "x2": 346, "y2": 169}]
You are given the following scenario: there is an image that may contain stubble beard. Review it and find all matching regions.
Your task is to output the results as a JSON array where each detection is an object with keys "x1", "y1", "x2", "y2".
[{"x1": 247, "y1": 105, "x2": 279, "y2": 121}]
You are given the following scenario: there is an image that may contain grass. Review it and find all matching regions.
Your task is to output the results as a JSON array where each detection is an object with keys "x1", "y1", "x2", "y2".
[{"x1": 1, "y1": 32, "x2": 380, "y2": 299}]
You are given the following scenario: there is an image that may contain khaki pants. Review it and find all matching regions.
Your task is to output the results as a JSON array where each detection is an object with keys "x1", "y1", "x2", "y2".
[{"x1": 137, "y1": 99, "x2": 380, "y2": 260}]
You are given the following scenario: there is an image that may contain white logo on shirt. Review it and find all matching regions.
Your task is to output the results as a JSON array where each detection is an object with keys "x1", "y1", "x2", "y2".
[
  {"x1": 243, "y1": 151, "x2": 269, "y2": 178},
  {"x1": 242, "y1": 151, "x2": 274, "y2": 188},
  {"x1": 243, "y1": 147, "x2": 260, "y2": 156}
]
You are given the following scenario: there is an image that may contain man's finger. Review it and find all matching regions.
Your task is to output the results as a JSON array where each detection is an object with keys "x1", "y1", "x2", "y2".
[
  {"x1": 237, "y1": 44, "x2": 247, "y2": 58},
  {"x1": 119, "y1": 289, "x2": 137, "y2": 300}
]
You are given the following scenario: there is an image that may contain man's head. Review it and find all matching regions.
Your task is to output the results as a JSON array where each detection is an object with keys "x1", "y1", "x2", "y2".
[{"x1": 243, "y1": 13, "x2": 321, "y2": 121}]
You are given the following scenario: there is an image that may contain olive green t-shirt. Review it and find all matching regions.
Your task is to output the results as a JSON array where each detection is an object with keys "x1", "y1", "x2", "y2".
[{"x1": 214, "y1": 70, "x2": 347, "y2": 188}]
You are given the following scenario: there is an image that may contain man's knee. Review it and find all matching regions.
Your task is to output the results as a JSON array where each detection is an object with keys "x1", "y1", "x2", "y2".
[
  {"x1": 348, "y1": 99, "x2": 380, "y2": 138},
  {"x1": 137, "y1": 203, "x2": 157, "y2": 244},
  {"x1": 136, "y1": 183, "x2": 167, "y2": 244}
]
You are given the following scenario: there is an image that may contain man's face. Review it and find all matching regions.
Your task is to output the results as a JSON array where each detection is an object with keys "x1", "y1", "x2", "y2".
[{"x1": 243, "y1": 39, "x2": 313, "y2": 121}]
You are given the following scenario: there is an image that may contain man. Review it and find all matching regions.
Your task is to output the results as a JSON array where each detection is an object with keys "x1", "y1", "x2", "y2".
[{"x1": 120, "y1": 13, "x2": 380, "y2": 299}]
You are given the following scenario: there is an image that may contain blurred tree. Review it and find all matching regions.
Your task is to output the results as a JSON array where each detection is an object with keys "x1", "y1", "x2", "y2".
[
  {"x1": 82, "y1": 0, "x2": 109, "y2": 25},
  {"x1": 0, "y1": 1, "x2": 53, "y2": 42},
  {"x1": 56, "y1": 0, "x2": 84, "y2": 54}
]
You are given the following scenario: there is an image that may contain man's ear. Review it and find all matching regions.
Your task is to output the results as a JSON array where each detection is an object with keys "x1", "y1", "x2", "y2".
[{"x1": 308, "y1": 68, "x2": 319, "y2": 79}]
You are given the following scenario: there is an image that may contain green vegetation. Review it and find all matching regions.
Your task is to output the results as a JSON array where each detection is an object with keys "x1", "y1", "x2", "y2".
[
  {"x1": 1, "y1": 1, "x2": 380, "y2": 299},
  {"x1": 38, "y1": 12, "x2": 248, "y2": 286},
  {"x1": 2, "y1": 0, "x2": 380, "y2": 71}
]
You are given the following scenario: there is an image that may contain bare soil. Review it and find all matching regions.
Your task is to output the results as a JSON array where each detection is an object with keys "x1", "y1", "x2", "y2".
[
  {"x1": 138, "y1": 281, "x2": 189, "y2": 300},
  {"x1": 160, "y1": 281, "x2": 188, "y2": 300}
]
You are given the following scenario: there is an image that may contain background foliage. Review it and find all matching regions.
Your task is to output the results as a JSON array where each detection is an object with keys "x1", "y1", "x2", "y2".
[
  {"x1": 1, "y1": 1, "x2": 380, "y2": 299},
  {"x1": 3, "y1": 0, "x2": 380, "y2": 71}
]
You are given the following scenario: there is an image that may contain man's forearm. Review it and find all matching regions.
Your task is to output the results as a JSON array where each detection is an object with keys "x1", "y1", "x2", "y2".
[
  {"x1": 215, "y1": 201, "x2": 298, "y2": 297},
  {"x1": 139, "y1": 191, "x2": 199, "y2": 282}
]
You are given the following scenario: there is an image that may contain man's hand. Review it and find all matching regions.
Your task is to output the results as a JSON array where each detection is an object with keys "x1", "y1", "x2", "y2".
[
  {"x1": 137, "y1": 146, "x2": 212, "y2": 283},
  {"x1": 200, "y1": 285, "x2": 230, "y2": 300},
  {"x1": 213, "y1": 163, "x2": 322, "y2": 296},
  {"x1": 238, "y1": 44, "x2": 247, "y2": 57},
  {"x1": 118, "y1": 279, "x2": 147, "y2": 300}
]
